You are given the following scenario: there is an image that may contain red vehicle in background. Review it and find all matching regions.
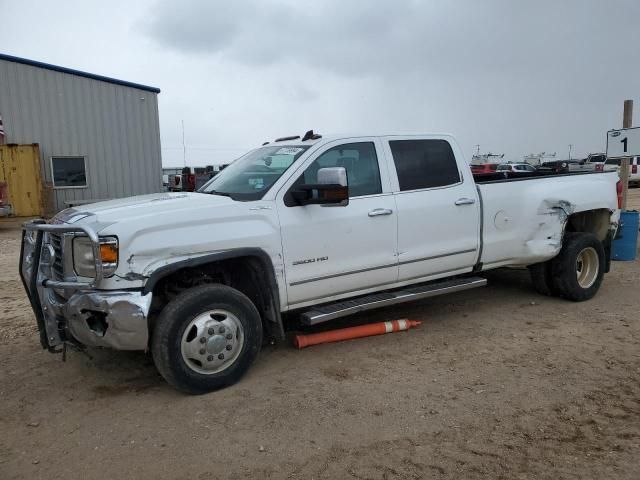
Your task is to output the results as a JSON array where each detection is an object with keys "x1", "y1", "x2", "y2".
[
  {"x1": 470, "y1": 163, "x2": 499, "y2": 174},
  {"x1": 0, "y1": 181, "x2": 11, "y2": 217}
]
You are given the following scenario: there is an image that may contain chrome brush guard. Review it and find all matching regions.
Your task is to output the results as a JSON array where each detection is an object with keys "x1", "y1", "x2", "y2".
[{"x1": 20, "y1": 219, "x2": 105, "y2": 350}]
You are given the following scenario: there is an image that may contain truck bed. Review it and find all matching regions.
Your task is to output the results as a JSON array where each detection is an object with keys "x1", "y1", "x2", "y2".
[
  {"x1": 472, "y1": 169, "x2": 608, "y2": 184},
  {"x1": 474, "y1": 170, "x2": 619, "y2": 270}
]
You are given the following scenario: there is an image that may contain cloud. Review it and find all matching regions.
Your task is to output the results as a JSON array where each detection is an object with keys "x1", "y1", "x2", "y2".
[
  {"x1": 144, "y1": 1, "x2": 482, "y2": 76},
  {"x1": 139, "y1": 0, "x2": 640, "y2": 163},
  {"x1": 144, "y1": 0, "x2": 640, "y2": 80}
]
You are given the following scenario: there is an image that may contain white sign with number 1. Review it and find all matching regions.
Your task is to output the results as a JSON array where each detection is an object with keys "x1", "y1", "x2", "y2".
[{"x1": 607, "y1": 127, "x2": 640, "y2": 158}]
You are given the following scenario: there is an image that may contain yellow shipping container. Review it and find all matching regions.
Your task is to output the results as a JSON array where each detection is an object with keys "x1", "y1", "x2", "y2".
[{"x1": 0, "y1": 144, "x2": 43, "y2": 217}]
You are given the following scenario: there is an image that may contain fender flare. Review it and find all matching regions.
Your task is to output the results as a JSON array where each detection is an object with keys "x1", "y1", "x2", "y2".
[{"x1": 143, "y1": 248, "x2": 284, "y2": 340}]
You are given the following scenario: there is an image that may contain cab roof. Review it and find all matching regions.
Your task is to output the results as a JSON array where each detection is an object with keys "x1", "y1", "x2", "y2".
[{"x1": 263, "y1": 131, "x2": 455, "y2": 148}]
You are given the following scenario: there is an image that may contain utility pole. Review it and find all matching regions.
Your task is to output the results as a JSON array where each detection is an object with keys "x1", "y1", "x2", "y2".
[
  {"x1": 621, "y1": 100, "x2": 633, "y2": 210},
  {"x1": 181, "y1": 120, "x2": 187, "y2": 168}
]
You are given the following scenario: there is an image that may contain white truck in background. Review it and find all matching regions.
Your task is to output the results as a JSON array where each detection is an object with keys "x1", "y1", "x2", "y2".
[
  {"x1": 603, "y1": 156, "x2": 640, "y2": 185},
  {"x1": 21, "y1": 131, "x2": 620, "y2": 394}
]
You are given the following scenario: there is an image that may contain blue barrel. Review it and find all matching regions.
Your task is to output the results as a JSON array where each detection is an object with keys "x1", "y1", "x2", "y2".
[{"x1": 612, "y1": 210, "x2": 639, "y2": 261}]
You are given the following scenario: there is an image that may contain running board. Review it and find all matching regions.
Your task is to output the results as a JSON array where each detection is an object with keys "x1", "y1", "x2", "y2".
[{"x1": 300, "y1": 276, "x2": 487, "y2": 326}]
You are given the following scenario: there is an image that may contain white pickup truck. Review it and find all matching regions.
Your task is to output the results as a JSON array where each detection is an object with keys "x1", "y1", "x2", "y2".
[{"x1": 21, "y1": 132, "x2": 621, "y2": 394}]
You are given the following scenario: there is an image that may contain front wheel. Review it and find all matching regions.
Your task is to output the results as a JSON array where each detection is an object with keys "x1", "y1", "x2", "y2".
[
  {"x1": 551, "y1": 232, "x2": 605, "y2": 302},
  {"x1": 152, "y1": 284, "x2": 263, "y2": 394}
]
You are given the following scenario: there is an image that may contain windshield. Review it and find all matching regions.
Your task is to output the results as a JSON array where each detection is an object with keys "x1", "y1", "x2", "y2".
[{"x1": 199, "y1": 145, "x2": 310, "y2": 200}]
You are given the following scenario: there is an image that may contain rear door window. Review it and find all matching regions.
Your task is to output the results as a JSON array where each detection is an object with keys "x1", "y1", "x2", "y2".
[{"x1": 389, "y1": 139, "x2": 460, "y2": 191}]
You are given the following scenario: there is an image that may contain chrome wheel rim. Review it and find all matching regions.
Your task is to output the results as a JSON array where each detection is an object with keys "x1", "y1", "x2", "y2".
[
  {"x1": 180, "y1": 309, "x2": 245, "y2": 375},
  {"x1": 576, "y1": 247, "x2": 599, "y2": 289}
]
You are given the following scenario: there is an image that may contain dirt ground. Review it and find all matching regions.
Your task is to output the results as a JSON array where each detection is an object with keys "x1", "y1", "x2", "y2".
[{"x1": 1, "y1": 191, "x2": 639, "y2": 480}]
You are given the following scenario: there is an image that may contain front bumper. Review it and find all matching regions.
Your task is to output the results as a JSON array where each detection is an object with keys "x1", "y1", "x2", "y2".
[{"x1": 20, "y1": 220, "x2": 151, "y2": 351}]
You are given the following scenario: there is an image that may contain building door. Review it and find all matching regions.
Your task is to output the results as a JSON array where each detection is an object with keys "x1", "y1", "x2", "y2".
[{"x1": 0, "y1": 144, "x2": 43, "y2": 217}]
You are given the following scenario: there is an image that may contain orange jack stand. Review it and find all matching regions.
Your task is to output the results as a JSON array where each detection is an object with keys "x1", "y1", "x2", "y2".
[{"x1": 294, "y1": 319, "x2": 422, "y2": 349}]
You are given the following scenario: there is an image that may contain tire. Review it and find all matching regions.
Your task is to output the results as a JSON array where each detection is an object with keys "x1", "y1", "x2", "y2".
[
  {"x1": 528, "y1": 261, "x2": 557, "y2": 296},
  {"x1": 551, "y1": 232, "x2": 605, "y2": 302},
  {"x1": 151, "y1": 284, "x2": 263, "y2": 394}
]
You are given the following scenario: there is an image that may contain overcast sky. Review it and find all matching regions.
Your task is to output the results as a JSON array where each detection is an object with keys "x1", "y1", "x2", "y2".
[{"x1": 2, "y1": 0, "x2": 639, "y2": 166}]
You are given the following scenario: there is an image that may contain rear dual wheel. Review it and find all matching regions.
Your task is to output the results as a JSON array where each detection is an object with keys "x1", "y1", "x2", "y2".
[
  {"x1": 529, "y1": 232, "x2": 605, "y2": 301},
  {"x1": 528, "y1": 261, "x2": 557, "y2": 297}
]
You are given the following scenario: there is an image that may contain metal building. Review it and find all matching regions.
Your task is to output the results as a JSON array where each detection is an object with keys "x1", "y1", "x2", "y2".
[{"x1": 0, "y1": 53, "x2": 162, "y2": 212}]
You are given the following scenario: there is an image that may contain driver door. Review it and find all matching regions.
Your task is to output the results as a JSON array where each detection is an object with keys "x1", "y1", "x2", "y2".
[{"x1": 276, "y1": 139, "x2": 398, "y2": 308}]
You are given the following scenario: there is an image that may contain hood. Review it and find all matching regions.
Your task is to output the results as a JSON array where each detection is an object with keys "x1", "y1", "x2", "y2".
[
  {"x1": 50, "y1": 193, "x2": 282, "y2": 290},
  {"x1": 55, "y1": 192, "x2": 235, "y2": 225}
]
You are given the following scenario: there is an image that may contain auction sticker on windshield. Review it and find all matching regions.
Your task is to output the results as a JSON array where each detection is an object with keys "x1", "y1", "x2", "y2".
[{"x1": 275, "y1": 147, "x2": 304, "y2": 155}]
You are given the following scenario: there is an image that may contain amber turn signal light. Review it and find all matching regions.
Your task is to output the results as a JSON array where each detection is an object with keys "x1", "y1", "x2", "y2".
[{"x1": 100, "y1": 243, "x2": 118, "y2": 263}]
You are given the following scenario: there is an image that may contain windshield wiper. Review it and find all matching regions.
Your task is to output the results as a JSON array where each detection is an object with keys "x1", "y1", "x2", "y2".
[{"x1": 207, "y1": 190, "x2": 233, "y2": 198}]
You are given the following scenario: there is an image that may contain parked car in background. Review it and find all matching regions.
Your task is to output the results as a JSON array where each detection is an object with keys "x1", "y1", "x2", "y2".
[
  {"x1": 537, "y1": 160, "x2": 596, "y2": 174},
  {"x1": 604, "y1": 156, "x2": 640, "y2": 186},
  {"x1": 585, "y1": 153, "x2": 608, "y2": 172},
  {"x1": 470, "y1": 163, "x2": 499, "y2": 174},
  {"x1": 496, "y1": 163, "x2": 537, "y2": 173},
  {"x1": 537, "y1": 161, "x2": 568, "y2": 173},
  {"x1": 0, "y1": 182, "x2": 11, "y2": 217}
]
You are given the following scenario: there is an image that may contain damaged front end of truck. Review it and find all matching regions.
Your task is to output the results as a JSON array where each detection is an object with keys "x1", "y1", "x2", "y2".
[{"x1": 19, "y1": 219, "x2": 151, "y2": 353}]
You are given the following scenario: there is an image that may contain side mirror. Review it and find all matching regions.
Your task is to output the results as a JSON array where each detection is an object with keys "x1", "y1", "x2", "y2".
[{"x1": 291, "y1": 167, "x2": 349, "y2": 206}]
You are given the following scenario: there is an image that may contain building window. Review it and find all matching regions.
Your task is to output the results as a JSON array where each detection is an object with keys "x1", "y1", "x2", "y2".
[{"x1": 51, "y1": 156, "x2": 88, "y2": 188}]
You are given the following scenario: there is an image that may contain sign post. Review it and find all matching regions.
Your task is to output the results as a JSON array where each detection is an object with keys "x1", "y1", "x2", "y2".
[{"x1": 606, "y1": 100, "x2": 634, "y2": 210}]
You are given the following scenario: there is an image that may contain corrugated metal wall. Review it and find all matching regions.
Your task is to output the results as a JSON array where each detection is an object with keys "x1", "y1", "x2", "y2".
[{"x1": 0, "y1": 59, "x2": 162, "y2": 211}]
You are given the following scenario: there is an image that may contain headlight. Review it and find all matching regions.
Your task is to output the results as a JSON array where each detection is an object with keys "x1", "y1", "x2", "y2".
[{"x1": 72, "y1": 236, "x2": 118, "y2": 278}]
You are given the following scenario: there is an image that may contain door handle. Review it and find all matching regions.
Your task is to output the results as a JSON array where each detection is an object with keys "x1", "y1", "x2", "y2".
[
  {"x1": 454, "y1": 198, "x2": 476, "y2": 206},
  {"x1": 368, "y1": 208, "x2": 393, "y2": 217}
]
